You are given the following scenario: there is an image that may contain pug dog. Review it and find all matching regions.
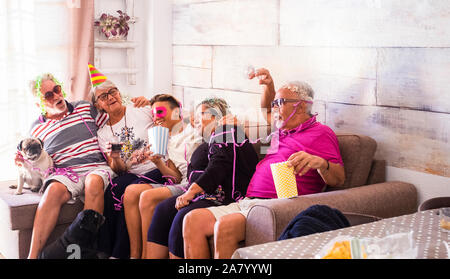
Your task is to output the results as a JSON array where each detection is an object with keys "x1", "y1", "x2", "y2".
[{"x1": 11, "y1": 138, "x2": 53, "y2": 195}]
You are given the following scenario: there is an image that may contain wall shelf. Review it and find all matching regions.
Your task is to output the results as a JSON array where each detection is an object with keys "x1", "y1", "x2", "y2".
[
  {"x1": 95, "y1": 40, "x2": 138, "y2": 49},
  {"x1": 94, "y1": 0, "x2": 137, "y2": 85}
]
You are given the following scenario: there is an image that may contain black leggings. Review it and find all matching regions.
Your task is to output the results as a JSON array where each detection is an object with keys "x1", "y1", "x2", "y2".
[
  {"x1": 147, "y1": 195, "x2": 216, "y2": 258},
  {"x1": 97, "y1": 169, "x2": 165, "y2": 258}
]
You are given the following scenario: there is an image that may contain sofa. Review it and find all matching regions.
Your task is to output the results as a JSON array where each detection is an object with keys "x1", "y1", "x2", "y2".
[
  {"x1": 205, "y1": 132, "x2": 417, "y2": 255},
  {"x1": 243, "y1": 133, "x2": 417, "y2": 247},
  {"x1": 0, "y1": 132, "x2": 417, "y2": 259},
  {"x1": 0, "y1": 182, "x2": 83, "y2": 259}
]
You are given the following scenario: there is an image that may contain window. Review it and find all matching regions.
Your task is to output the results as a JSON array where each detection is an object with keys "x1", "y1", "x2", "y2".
[{"x1": 0, "y1": 0, "x2": 70, "y2": 181}]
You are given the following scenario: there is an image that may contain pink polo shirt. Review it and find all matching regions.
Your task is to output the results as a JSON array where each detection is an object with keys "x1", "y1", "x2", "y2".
[{"x1": 245, "y1": 116, "x2": 343, "y2": 198}]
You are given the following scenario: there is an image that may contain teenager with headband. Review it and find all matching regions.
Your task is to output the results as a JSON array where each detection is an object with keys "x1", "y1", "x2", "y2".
[
  {"x1": 121, "y1": 94, "x2": 202, "y2": 259},
  {"x1": 145, "y1": 97, "x2": 259, "y2": 259}
]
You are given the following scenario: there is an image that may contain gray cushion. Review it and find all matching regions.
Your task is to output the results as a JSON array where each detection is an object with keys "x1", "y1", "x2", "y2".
[{"x1": 0, "y1": 181, "x2": 83, "y2": 230}]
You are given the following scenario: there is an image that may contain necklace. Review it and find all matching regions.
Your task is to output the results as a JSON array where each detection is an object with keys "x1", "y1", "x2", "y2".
[{"x1": 109, "y1": 107, "x2": 128, "y2": 138}]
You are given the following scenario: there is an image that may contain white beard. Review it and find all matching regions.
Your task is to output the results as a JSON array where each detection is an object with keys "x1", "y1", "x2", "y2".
[
  {"x1": 273, "y1": 112, "x2": 284, "y2": 129},
  {"x1": 275, "y1": 120, "x2": 284, "y2": 129}
]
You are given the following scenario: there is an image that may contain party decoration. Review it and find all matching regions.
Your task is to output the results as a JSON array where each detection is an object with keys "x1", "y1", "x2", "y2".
[
  {"x1": 152, "y1": 106, "x2": 167, "y2": 118},
  {"x1": 88, "y1": 63, "x2": 107, "y2": 87}
]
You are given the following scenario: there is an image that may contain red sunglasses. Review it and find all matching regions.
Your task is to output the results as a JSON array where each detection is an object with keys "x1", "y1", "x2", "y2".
[{"x1": 43, "y1": 85, "x2": 62, "y2": 101}]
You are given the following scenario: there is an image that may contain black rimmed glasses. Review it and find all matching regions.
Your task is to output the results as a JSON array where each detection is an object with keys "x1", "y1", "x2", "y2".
[{"x1": 96, "y1": 88, "x2": 119, "y2": 102}]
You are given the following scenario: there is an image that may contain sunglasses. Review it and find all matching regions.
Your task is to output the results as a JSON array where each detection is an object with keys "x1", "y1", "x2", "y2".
[
  {"x1": 43, "y1": 85, "x2": 62, "y2": 101},
  {"x1": 96, "y1": 88, "x2": 119, "y2": 102},
  {"x1": 271, "y1": 98, "x2": 313, "y2": 108},
  {"x1": 271, "y1": 98, "x2": 301, "y2": 108}
]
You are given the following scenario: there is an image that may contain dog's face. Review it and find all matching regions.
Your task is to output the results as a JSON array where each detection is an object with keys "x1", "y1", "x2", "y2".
[{"x1": 18, "y1": 138, "x2": 44, "y2": 162}]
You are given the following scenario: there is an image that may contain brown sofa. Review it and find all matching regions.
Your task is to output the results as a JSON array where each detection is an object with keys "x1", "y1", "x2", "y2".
[
  {"x1": 243, "y1": 133, "x2": 417, "y2": 247},
  {"x1": 0, "y1": 133, "x2": 417, "y2": 259},
  {"x1": 0, "y1": 182, "x2": 83, "y2": 259},
  {"x1": 204, "y1": 132, "x2": 417, "y2": 255}
]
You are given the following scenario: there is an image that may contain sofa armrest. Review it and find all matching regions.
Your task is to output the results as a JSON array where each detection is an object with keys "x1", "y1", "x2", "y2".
[{"x1": 244, "y1": 181, "x2": 417, "y2": 246}]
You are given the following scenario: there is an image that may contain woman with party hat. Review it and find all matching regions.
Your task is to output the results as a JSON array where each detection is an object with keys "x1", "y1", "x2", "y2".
[{"x1": 89, "y1": 64, "x2": 187, "y2": 259}]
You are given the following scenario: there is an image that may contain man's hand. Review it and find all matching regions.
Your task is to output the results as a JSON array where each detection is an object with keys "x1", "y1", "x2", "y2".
[
  {"x1": 286, "y1": 151, "x2": 328, "y2": 176},
  {"x1": 252, "y1": 68, "x2": 276, "y2": 124},
  {"x1": 250, "y1": 67, "x2": 274, "y2": 87},
  {"x1": 147, "y1": 149, "x2": 164, "y2": 165},
  {"x1": 131, "y1": 96, "x2": 150, "y2": 108}
]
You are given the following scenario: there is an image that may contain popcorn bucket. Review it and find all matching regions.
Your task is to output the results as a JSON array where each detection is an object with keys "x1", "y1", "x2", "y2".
[
  {"x1": 270, "y1": 161, "x2": 298, "y2": 199},
  {"x1": 148, "y1": 126, "x2": 169, "y2": 156}
]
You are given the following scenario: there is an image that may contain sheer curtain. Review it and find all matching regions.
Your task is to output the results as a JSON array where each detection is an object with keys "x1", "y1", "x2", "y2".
[{"x1": 0, "y1": 0, "x2": 93, "y2": 181}]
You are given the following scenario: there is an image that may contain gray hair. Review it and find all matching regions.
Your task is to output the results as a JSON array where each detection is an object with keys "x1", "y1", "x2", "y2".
[
  {"x1": 280, "y1": 81, "x2": 314, "y2": 115},
  {"x1": 196, "y1": 97, "x2": 230, "y2": 119},
  {"x1": 29, "y1": 73, "x2": 57, "y2": 97}
]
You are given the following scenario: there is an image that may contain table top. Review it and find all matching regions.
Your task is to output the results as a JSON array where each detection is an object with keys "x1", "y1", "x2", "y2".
[{"x1": 232, "y1": 209, "x2": 450, "y2": 259}]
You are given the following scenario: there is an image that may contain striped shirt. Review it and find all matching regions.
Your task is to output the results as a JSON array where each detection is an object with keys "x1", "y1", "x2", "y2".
[{"x1": 30, "y1": 100, "x2": 109, "y2": 174}]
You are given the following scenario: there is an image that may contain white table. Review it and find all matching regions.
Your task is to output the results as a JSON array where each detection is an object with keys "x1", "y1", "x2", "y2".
[{"x1": 232, "y1": 210, "x2": 450, "y2": 259}]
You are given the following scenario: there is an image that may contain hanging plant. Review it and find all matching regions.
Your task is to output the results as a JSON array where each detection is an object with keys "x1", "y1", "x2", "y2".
[{"x1": 94, "y1": 10, "x2": 131, "y2": 40}]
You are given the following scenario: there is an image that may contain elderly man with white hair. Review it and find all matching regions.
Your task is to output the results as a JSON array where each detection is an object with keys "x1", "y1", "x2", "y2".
[
  {"x1": 182, "y1": 68, "x2": 345, "y2": 259},
  {"x1": 16, "y1": 71, "x2": 149, "y2": 259}
]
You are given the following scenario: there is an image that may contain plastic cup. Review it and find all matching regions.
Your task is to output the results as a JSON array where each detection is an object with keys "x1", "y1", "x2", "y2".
[{"x1": 148, "y1": 126, "x2": 169, "y2": 156}]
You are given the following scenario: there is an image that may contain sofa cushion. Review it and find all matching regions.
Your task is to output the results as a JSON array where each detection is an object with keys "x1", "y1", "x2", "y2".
[
  {"x1": 334, "y1": 134, "x2": 377, "y2": 189},
  {"x1": 0, "y1": 181, "x2": 83, "y2": 230}
]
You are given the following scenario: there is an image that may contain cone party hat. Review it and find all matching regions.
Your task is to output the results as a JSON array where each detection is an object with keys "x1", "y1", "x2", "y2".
[{"x1": 88, "y1": 63, "x2": 107, "y2": 87}]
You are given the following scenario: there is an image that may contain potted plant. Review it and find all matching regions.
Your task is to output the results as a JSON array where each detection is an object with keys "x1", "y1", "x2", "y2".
[{"x1": 94, "y1": 10, "x2": 131, "y2": 40}]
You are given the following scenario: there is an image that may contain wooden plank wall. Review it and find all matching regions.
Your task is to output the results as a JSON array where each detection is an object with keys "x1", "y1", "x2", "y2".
[{"x1": 171, "y1": 0, "x2": 450, "y2": 178}]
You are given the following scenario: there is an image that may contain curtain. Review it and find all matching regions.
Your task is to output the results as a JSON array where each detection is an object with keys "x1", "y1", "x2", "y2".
[
  {"x1": 0, "y1": 0, "x2": 39, "y2": 180},
  {"x1": 68, "y1": 0, "x2": 95, "y2": 101},
  {"x1": 0, "y1": 0, "x2": 93, "y2": 180}
]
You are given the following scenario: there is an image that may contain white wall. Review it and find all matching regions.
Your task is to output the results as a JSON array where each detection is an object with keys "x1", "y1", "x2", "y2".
[
  {"x1": 94, "y1": 0, "x2": 172, "y2": 99},
  {"x1": 171, "y1": 0, "x2": 450, "y2": 205}
]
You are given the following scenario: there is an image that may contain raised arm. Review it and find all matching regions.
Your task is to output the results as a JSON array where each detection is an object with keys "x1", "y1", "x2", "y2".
[{"x1": 250, "y1": 68, "x2": 276, "y2": 124}]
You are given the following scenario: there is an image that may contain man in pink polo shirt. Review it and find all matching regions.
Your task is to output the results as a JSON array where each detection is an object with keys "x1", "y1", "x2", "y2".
[{"x1": 182, "y1": 69, "x2": 345, "y2": 259}]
